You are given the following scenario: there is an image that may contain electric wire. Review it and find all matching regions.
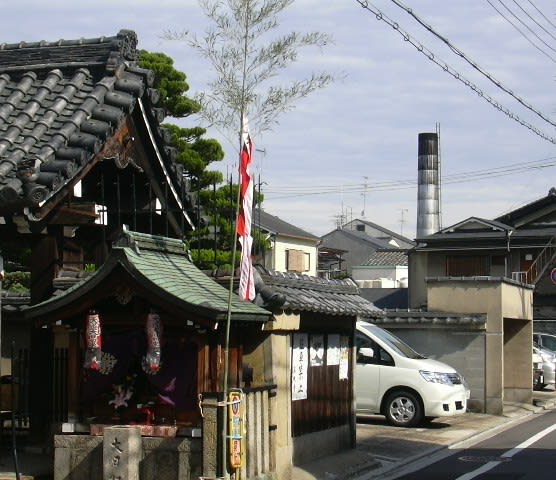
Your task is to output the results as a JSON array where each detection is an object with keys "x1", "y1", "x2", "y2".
[
  {"x1": 509, "y1": 0, "x2": 556, "y2": 42},
  {"x1": 263, "y1": 156, "x2": 556, "y2": 199},
  {"x1": 525, "y1": 0, "x2": 556, "y2": 31},
  {"x1": 485, "y1": 0, "x2": 556, "y2": 60},
  {"x1": 369, "y1": 0, "x2": 556, "y2": 142}
]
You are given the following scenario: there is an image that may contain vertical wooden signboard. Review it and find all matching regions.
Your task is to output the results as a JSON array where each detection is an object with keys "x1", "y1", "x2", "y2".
[{"x1": 228, "y1": 388, "x2": 245, "y2": 469}]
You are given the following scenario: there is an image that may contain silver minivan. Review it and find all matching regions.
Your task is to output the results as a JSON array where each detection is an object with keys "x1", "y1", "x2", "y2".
[{"x1": 355, "y1": 321, "x2": 469, "y2": 427}]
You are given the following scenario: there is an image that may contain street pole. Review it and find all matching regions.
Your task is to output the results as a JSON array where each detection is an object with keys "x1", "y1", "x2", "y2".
[{"x1": 0, "y1": 253, "x2": 4, "y2": 383}]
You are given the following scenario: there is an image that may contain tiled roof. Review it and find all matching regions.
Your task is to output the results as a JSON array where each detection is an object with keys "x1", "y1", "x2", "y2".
[
  {"x1": 364, "y1": 310, "x2": 487, "y2": 327},
  {"x1": 364, "y1": 249, "x2": 408, "y2": 266},
  {"x1": 0, "y1": 290, "x2": 30, "y2": 313},
  {"x1": 344, "y1": 219, "x2": 416, "y2": 247},
  {"x1": 25, "y1": 230, "x2": 272, "y2": 323},
  {"x1": 0, "y1": 30, "x2": 186, "y2": 222},
  {"x1": 255, "y1": 266, "x2": 381, "y2": 316},
  {"x1": 255, "y1": 210, "x2": 319, "y2": 241},
  {"x1": 322, "y1": 228, "x2": 395, "y2": 250}
]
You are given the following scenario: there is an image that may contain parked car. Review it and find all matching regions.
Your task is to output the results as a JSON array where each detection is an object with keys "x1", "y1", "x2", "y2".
[
  {"x1": 533, "y1": 348, "x2": 544, "y2": 388},
  {"x1": 533, "y1": 332, "x2": 556, "y2": 354},
  {"x1": 533, "y1": 345, "x2": 556, "y2": 390},
  {"x1": 355, "y1": 321, "x2": 470, "y2": 427}
]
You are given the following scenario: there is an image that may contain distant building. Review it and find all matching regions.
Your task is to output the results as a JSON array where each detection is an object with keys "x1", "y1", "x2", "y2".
[
  {"x1": 253, "y1": 210, "x2": 320, "y2": 276},
  {"x1": 320, "y1": 218, "x2": 415, "y2": 276}
]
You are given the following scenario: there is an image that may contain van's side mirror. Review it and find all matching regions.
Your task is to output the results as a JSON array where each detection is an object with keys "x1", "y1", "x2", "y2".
[{"x1": 359, "y1": 347, "x2": 374, "y2": 360}]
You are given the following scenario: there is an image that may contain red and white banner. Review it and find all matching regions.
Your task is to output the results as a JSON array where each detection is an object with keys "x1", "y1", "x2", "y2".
[
  {"x1": 84, "y1": 310, "x2": 102, "y2": 370},
  {"x1": 143, "y1": 311, "x2": 162, "y2": 374},
  {"x1": 237, "y1": 116, "x2": 255, "y2": 301}
]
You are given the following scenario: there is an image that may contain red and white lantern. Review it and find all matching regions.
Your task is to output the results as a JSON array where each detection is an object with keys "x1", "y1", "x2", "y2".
[
  {"x1": 83, "y1": 310, "x2": 102, "y2": 370},
  {"x1": 143, "y1": 311, "x2": 162, "y2": 374}
]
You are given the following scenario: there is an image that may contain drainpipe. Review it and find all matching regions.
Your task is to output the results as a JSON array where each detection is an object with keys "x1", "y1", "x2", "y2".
[{"x1": 505, "y1": 229, "x2": 513, "y2": 278}]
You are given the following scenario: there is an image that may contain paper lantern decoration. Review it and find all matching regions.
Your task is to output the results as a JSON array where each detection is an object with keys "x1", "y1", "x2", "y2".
[
  {"x1": 143, "y1": 311, "x2": 162, "y2": 374},
  {"x1": 83, "y1": 310, "x2": 102, "y2": 370}
]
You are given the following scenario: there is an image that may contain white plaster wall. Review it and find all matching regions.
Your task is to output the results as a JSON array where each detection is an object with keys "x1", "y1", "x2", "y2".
[
  {"x1": 352, "y1": 266, "x2": 408, "y2": 283},
  {"x1": 270, "y1": 236, "x2": 318, "y2": 277}
]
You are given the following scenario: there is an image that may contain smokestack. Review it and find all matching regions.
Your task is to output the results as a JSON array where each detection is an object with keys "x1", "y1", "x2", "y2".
[{"x1": 416, "y1": 132, "x2": 440, "y2": 238}]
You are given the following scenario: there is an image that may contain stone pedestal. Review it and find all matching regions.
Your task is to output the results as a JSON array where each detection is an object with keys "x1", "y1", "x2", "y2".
[{"x1": 103, "y1": 426, "x2": 141, "y2": 480}]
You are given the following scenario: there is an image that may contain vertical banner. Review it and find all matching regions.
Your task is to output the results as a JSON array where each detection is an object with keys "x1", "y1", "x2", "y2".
[
  {"x1": 291, "y1": 333, "x2": 308, "y2": 401},
  {"x1": 327, "y1": 334, "x2": 340, "y2": 366},
  {"x1": 228, "y1": 389, "x2": 245, "y2": 469},
  {"x1": 339, "y1": 336, "x2": 350, "y2": 380},
  {"x1": 310, "y1": 334, "x2": 325, "y2": 366},
  {"x1": 237, "y1": 115, "x2": 255, "y2": 301}
]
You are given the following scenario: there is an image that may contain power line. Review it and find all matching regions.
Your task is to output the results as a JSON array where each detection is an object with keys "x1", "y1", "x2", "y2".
[
  {"x1": 485, "y1": 0, "x2": 556, "y2": 60},
  {"x1": 510, "y1": 0, "x2": 556, "y2": 42},
  {"x1": 264, "y1": 155, "x2": 556, "y2": 199},
  {"x1": 525, "y1": 0, "x2": 556, "y2": 31},
  {"x1": 368, "y1": 0, "x2": 556, "y2": 141}
]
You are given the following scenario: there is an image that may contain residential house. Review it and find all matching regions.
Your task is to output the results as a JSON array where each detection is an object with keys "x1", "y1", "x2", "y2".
[
  {"x1": 254, "y1": 209, "x2": 320, "y2": 277},
  {"x1": 356, "y1": 249, "x2": 409, "y2": 309},
  {"x1": 381, "y1": 190, "x2": 556, "y2": 414},
  {"x1": 320, "y1": 219, "x2": 415, "y2": 276}
]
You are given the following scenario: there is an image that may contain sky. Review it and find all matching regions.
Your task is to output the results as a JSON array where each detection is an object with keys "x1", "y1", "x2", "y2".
[{"x1": 3, "y1": 0, "x2": 556, "y2": 239}]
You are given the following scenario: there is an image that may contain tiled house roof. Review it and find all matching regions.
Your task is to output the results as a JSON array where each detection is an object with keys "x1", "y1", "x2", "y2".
[
  {"x1": 254, "y1": 265, "x2": 381, "y2": 316},
  {"x1": 364, "y1": 249, "x2": 408, "y2": 266},
  {"x1": 256, "y1": 210, "x2": 319, "y2": 241},
  {"x1": 0, "y1": 30, "x2": 191, "y2": 229},
  {"x1": 25, "y1": 229, "x2": 272, "y2": 324}
]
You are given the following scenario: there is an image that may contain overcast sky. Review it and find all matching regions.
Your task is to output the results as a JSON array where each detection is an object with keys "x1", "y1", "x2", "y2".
[{"x1": 3, "y1": 0, "x2": 556, "y2": 239}]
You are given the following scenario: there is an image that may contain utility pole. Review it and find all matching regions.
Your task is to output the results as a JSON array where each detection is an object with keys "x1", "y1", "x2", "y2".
[
  {"x1": 399, "y1": 208, "x2": 409, "y2": 237},
  {"x1": 255, "y1": 147, "x2": 266, "y2": 260},
  {"x1": 361, "y1": 176, "x2": 368, "y2": 217}
]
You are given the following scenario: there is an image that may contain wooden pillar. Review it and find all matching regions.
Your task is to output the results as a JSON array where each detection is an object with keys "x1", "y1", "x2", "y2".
[{"x1": 29, "y1": 326, "x2": 53, "y2": 442}]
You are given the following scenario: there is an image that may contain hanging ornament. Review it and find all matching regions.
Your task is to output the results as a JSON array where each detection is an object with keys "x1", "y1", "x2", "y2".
[
  {"x1": 142, "y1": 310, "x2": 162, "y2": 374},
  {"x1": 83, "y1": 310, "x2": 102, "y2": 370}
]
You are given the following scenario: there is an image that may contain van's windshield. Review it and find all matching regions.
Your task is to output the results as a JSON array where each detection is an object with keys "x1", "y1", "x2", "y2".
[{"x1": 359, "y1": 324, "x2": 426, "y2": 359}]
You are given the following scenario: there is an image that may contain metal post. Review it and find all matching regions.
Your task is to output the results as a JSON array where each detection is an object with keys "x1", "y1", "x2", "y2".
[
  {"x1": 10, "y1": 341, "x2": 20, "y2": 480},
  {"x1": 0, "y1": 253, "x2": 4, "y2": 384}
]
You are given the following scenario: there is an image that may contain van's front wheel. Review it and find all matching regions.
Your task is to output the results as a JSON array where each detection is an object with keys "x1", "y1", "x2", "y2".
[{"x1": 384, "y1": 390, "x2": 423, "y2": 427}]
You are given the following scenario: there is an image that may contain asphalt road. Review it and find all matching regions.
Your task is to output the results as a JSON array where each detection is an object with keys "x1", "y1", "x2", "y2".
[{"x1": 389, "y1": 408, "x2": 556, "y2": 479}]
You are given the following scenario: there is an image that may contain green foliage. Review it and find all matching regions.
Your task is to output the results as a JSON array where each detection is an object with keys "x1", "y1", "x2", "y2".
[
  {"x1": 3, "y1": 271, "x2": 30, "y2": 293},
  {"x1": 138, "y1": 50, "x2": 201, "y2": 118},
  {"x1": 162, "y1": 123, "x2": 224, "y2": 188},
  {"x1": 138, "y1": 50, "x2": 225, "y2": 186},
  {"x1": 189, "y1": 248, "x2": 235, "y2": 271}
]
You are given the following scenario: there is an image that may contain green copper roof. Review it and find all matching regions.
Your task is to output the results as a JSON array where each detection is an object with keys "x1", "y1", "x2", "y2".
[{"x1": 25, "y1": 230, "x2": 271, "y2": 323}]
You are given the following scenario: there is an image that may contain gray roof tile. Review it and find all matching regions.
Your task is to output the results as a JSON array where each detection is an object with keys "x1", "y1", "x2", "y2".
[
  {"x1": 0, "y1": 30, "x2": 183, "y2": 220},
  {"x1": 255, "y1": 210, "x2": 319, "y2": 241},
  {"x1": 364, "y1": 249, "x2": 408, "y2": 266},
  {"x1": 255, "y1": 266, "x2": 380, "y2": 316}
]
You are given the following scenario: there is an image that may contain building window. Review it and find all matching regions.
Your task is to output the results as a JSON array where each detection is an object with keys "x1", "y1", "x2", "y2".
[
  {"x1": 356, "y1": 224, "x2": 365, "y2": 232},
  {"x1": 446, "y1": 255, "x2": 490, "y2": 276},
  {"x1": 286, "y1": 249, "x2": 309, "y2": 272}
]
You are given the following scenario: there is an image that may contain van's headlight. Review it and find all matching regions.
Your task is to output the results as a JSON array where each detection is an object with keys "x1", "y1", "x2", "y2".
[{"x1": 419, "y1": 370, "x2": 455, "y2": 385}]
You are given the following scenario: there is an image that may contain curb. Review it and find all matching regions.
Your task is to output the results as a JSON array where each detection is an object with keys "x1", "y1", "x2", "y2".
[{"x1": 352, "y1": 400, "x2": 556, "y2": 480}]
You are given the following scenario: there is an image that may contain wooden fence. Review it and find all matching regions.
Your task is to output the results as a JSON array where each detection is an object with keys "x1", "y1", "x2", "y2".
[{"x1": 201, "y1": 384, "x2": 277, "y2": 480}]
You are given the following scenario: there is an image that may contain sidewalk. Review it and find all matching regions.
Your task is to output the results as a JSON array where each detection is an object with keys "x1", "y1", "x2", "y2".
[
  {"x1": 292, "y1": 390, "x2": 556, "y2": 480},
  {"x1": 1, "y1": 391, "x2": 555, "y2": 480}
]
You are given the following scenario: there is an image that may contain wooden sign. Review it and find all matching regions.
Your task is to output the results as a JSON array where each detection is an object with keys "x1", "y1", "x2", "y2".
[{"x1": 228, "y1": 389, "x2": 245, "y2": 469}]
